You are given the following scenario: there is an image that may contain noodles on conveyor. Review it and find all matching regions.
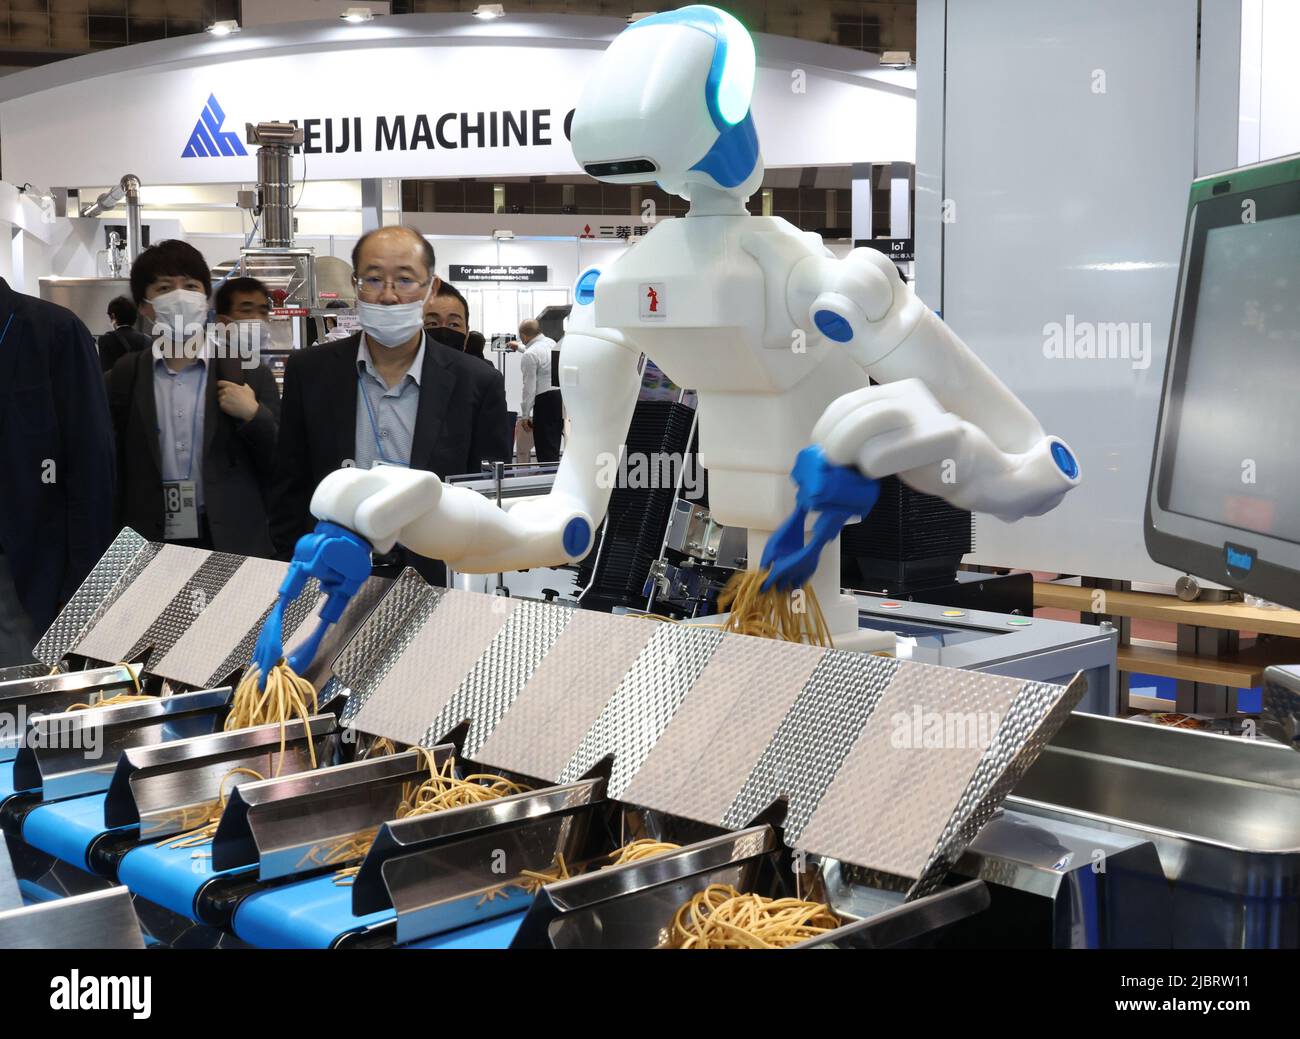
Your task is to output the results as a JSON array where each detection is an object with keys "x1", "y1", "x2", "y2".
[
  {"x1": 156, "y1": 767, "x2": 266, "y2": 853},
  {"x1": 332, "y1": 749, "x2": 531, "y2": 886},
  {"x1": 67, "y1": 662, "x2": 148, "y2": 710},
  {"x1": 606, "y1": 839, "x2": 681, "y2": 866},
  {"x1": 669, "y1": 884, "x2": 839, "y2": 949},
  {"x1": 717, "y1": 569, "x2": 833, "y2": 647},
  {"x1": 226, "y1": 661, "x2": 319, "y2": 775}
]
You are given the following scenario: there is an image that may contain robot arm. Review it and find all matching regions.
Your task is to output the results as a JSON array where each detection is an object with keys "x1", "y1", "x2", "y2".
[
  {"x1": 310, "y1": 280, "x2": 644, "y2": 572},
  {"x1": 786, "y1": 246, "x2": 1080, "y2": 520}
]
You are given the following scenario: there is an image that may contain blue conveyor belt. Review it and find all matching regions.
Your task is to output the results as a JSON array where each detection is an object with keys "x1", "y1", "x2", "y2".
[
  {"x1": 403, "y1": 912, "x2": 526, "y2": 949},
  {"x1": 232, "y1": 873, "x2": 393, "y2": 949},
  {"x1": 21, "y1": 794, "x2": 122, "y2": 870},
  {"x1": 118, "y1": 839, "x2": 253, "y2": 921}
]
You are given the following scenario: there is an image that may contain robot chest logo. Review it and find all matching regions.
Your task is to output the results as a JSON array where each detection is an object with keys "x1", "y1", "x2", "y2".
[
  {"x1": 181, "y1": 94, "x2": 248, "y2": 159},
  {"x1": 640, "y1": 283, "x2": 667, "y2": 320}
]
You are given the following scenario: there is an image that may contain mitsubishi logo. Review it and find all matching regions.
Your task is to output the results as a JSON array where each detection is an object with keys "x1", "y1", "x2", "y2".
[{"x1": 182, "y1": 94, "x2": 248, "y2": 158}]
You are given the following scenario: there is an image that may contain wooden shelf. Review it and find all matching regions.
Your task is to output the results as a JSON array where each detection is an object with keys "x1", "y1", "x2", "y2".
[
  {"x1": 1033, "y1": 582, "x2": 1300, "y2": 638},
  {"x1": 1116, "y1": 642, "x2": 1300, "y2": 689}
]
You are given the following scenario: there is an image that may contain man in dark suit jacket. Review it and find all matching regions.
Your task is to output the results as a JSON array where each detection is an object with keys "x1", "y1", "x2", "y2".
[
  {"x1": 106, "y1": 245, "x2": 280, "y2": 557},
  {"x1": 0, "y1": 277, "x2": 116, "y2": 662},
  {"x1": 97, "y1": 295, "x2": 152, "y2": 373},
  {"x1": 270, "y1": 226, "x2": 510, "y2": 584}
]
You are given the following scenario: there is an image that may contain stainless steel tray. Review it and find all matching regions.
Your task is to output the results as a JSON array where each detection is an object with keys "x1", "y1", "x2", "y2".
[
  {"x1": 13, "y1": 687, "x2": 232, "y2": 800},
  {"x1": 104, "y1": 714, "x2": 337, "y2": 839},
  {"x1": 0, "y1": 665, "x2": 141, "y2": 761},
  {"x1": 0, "y1": 887, "x2": 144, "y2": 949},
  {"x1": 210, "y1": 746, "x2": 450, "y2": 880},
  {"x1": 1008, "y1": 710, "x2": 1300, "y2": 948}
]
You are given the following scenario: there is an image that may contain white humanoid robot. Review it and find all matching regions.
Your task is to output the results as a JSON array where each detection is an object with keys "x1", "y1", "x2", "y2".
[{"x1": 313, "y1": 6, "x2": 1080, "y2": 649}]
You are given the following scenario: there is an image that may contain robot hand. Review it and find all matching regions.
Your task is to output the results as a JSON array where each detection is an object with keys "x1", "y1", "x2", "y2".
[
  {"x1": 310, "y1": 465, "x2": 442, "y2": 555},
  {"x1": 813, "y1": 379, "x2": 1079, "y2": 522}
]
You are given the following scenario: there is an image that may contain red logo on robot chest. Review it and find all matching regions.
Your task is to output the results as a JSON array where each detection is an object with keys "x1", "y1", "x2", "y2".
[{"x1": 639, "y1": 283, "x2": 667, "y2": 320}]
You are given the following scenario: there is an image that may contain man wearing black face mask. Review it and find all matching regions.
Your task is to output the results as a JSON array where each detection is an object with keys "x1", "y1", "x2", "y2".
[
  {"x1": 269, "y1": 226, "x2": 510, "y2": 585},
  {"x1": 423, "y1": 281, "x2": 470, "y2": 351}
]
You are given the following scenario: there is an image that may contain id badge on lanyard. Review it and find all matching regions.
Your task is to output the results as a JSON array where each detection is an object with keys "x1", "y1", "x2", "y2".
[
  {"x1": 162, "y1": 480, "x2": 199, "y2": 540},
  {"x1": 161, "y1": 364, "x2": 206, "y2": 540}
]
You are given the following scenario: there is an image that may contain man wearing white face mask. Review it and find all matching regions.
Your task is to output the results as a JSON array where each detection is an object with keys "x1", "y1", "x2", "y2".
[
  {"x1": 105, "y1": 241, "x2": 280, "y2": 556},
  {"x1": 270, "y1": 226, "x2": 510, "y2": 584}
]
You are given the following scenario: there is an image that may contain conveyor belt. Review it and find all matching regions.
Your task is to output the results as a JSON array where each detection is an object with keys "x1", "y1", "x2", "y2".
[
  {"x1": 22, "y1": 794, "x2": 124, "y2": 871},
  {"x1": 404, "y1": 912, "x2": 526, "y2": 950},
  {"x1": 232, "y1": 873, "x2": 393, "y2": 949},
  {"x1": 118, "y1": 840, "x2": 253, "y2": 922}
]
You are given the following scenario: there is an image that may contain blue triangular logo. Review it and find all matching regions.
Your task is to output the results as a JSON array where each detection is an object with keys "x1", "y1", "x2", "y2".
[{"x1": 181, "y1": 94, "x2": 248, "y2": 158}]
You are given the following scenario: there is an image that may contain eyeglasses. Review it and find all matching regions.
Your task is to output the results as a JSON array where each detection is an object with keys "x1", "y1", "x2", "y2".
[{"x1": 353, "y1": 274, "x2": 430, "y2": 301}]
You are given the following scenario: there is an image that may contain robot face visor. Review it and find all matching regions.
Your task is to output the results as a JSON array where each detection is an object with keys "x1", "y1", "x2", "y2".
[{"x1": 582, "y1": 157, "x2": 658, "y2": 180}]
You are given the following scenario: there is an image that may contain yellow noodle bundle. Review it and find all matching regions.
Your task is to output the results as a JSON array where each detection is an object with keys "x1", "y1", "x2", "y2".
[
  {"x1": 333, "y1": 750, "x2": 529, "y2": 886},
  {"x1": 607, "y1": 838, "x2": 682, "y2": 867},
  {"x1": 717, "y1": 569, "x2": 833, "y2": 647},
  {"x1": 226, "y1": 661, "x2": 319, "y2": 774},
  {"x1": 670, "y1": 883, "x2": 839, "y2": 949}
]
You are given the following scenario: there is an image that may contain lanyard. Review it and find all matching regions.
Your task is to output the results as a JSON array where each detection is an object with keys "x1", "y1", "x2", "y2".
[
  {"x1": 0, "y1": 313, "x2": 13, "y2": 345},
  {"x1": 159, "y1": 362, "x2": 208, "y2": 482},
  {"x1": 357, "y1": 373, "x2": 401, "y2": 466}
]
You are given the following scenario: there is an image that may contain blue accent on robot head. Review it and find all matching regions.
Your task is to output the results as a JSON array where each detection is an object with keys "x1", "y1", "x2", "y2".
[
  {"x1": 1050, "y1": 441, "x2": 1079, "y2": 479},
  {"x1": 575, "y1": 268, "x2": 600, "y2": 305},
  {"x1": 688, "y1": 111, "x2": 759, "y2": 190},
  {"x1": 814, "y1": 309, "x2": 854, "y2": 343},
  {"x1": 563, "y1": 516, "x2": 592, "y2": 557},
  {"x1": 627, "y1": 5, "x2": 761, "y2": 192}
]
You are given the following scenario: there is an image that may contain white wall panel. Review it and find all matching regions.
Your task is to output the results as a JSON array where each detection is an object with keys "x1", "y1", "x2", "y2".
[{"x1": 936, "y1": 0, "x2": 1200, "y2": 582}]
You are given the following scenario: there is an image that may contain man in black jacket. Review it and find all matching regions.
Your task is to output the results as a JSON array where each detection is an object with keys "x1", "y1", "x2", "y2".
[
  {"x1": 270, "y1": 226, "x2": 510, "y2": 584},
  {"x1": 97, "y1": 296, "x2": 151, "y2": 373},
  {"x1": 0, "y1": 277, "x2": 116, "y2": 664},
  {"x1": 106, "y1": 243, "x2": 280, "y2": 556}
]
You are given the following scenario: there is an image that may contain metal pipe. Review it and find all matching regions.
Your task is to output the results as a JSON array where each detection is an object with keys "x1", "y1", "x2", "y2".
[
  {"x1": 257, "y1": 139, "x2": 294, "y2": 249},
  {"x1": 122, "y1": 175, "x2": 142, "y2": 261},
  {"x1": 79, "y1": 174, "x2": 143, "y2": 261}
]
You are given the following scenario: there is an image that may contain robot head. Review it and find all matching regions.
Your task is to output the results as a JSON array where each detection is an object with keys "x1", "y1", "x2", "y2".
[{"x1": 571, "y1": 5, "x2": 764, "y2": 205}]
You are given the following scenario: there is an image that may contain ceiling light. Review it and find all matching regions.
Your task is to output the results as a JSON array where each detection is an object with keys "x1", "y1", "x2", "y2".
[
  {"x1": 474, "y1": 4, "x2": 504, "y2": 19},
  {"x1": 340, "y1": 7, "x2": 373, "y2": 22},
  {"x1": 206, "y1": 19, "x2": 240, "y2": 36}
]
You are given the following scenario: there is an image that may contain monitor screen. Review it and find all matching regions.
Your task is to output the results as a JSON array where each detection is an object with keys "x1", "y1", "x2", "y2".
[
  {"x1": 1146, "y1": 155, "x2": 1300, "y2": 607},
  {"x1": 1162, "y1": 212, "x2": 1300, "y2": 544}
]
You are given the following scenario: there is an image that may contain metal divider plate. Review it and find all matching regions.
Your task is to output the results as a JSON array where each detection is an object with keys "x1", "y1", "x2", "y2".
[
  {"x1": 473, "y1": 610, "x2": 658, "y2": 781},
  {"x1": 557, "y1": 623, "x2": 724, "y2": 795},
  {"x1": 311, "y1": 587, "x2": 1088, "y2": 889},
  {"x1": 338, "y1": 574, "x2": 445, "y2": 728},
  {"x1": 797, "y1": 667, "x2": 1015, "y2": 883},
  {"x1": 353, "y1": 589, "x2": 510, "y2": 746},
  {"x1": 720, "y1": 650, "x2": 898, "y2": 836},
  {"x1": 417, "y1": 597, "x2": 574, "y2": 755},
  {"x1": 151, "y1": 558, "x2": 291, "y2": 686},
  {"x1": 620, "y1": 634, "x2": 824, "y2": 823},
  {"x1": 34, "y1": 528, "x2": 152, "y2": 667},
  {"x1": 72, "y1": 543, "x2": 208, "y2": 664}
]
